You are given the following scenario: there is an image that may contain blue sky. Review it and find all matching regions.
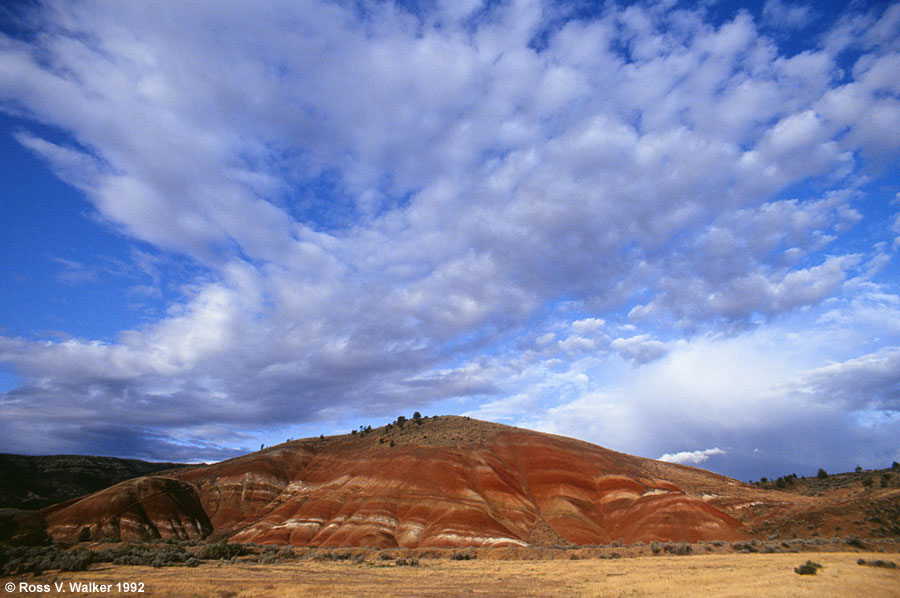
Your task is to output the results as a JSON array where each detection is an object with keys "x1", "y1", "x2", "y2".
[{"x1": 1, "y1": 0, "x2": 899, "y2": 481}]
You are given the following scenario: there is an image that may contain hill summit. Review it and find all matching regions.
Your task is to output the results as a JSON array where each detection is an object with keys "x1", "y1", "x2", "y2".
[{"x1": 24, "y1": 416, "x2": 757, "y2": 547}]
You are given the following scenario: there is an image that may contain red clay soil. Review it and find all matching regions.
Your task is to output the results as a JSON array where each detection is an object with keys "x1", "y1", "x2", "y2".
[
  {"x1": 42, "y1": 476, "x2": 211, "y2": 543},
  {"x1": 43, "y1": 417, "x2": 900, "y2": 549},
  {"x1": 37, "y1": 417, "x2": 755, "y2": 547}
]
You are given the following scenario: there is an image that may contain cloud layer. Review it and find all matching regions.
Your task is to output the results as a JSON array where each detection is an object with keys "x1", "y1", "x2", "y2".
[{"x1": 0, "y1": 0, "x2": 899, "y2": 477}]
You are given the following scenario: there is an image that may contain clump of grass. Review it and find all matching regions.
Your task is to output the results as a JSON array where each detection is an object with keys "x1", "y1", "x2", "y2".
[
  {"x1": 198, "y1": 542, "x2": 247, "y2": 560},
  {"x1": 395, "y1": 557, "x2": 419, "y2": 566},
  {"x1": 794, "y1": 560, "x2": 823, "y2": 575},
  {"x1": 451, "y1": 550, "x2": 475, "y2": 561},
  {"x1": 857, "y1": 558, "x2": 897, "y2": 568},
  {"x1": 844, "y1": 536, "x2": 865, "y2": 549},
  {"x1": 664, "y1": 541, "x2": 692, "y2": 556}
]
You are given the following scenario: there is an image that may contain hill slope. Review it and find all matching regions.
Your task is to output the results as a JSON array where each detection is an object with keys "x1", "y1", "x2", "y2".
[{"x1": 33, "y1": 416, "x2": 750, "y2": 546}]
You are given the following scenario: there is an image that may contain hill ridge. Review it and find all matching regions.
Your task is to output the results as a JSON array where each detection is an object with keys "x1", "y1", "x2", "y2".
[{"x1": 3, "y1": 416, "x2": 897, "y2": 547}]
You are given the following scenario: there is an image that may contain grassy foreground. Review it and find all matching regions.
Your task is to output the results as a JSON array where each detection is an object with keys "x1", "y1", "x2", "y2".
[{"x1": 3, "y1": 552, "x2": 898, "y2": 597}]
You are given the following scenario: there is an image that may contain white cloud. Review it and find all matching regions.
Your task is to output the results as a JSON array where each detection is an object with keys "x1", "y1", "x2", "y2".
[
  {"x1": 762, "y1": 0, "x2": 813, "y2": 30},
  {"x1": 0, "y1": 1, "x2": 898, "y2": 475},
  {"x1": 659, "y1": 447, "x2": 726, "y2": 465},
  {"x1": 610, "y1": 335, "x2": 669, "y2": 365}
]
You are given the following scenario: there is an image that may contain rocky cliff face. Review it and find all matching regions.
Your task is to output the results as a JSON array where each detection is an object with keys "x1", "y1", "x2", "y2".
[{"x1": 33, "y1": 416, "x2": 748, "y2": 547}]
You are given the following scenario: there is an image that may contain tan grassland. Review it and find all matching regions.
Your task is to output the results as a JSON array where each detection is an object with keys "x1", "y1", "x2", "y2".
[{"x1": 4, "y1": 552, "x2": 899, "y2": 598}]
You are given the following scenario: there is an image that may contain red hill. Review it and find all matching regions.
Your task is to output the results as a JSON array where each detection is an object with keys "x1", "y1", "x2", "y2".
[{"x1": 33, "y1": 416, "x2": 755, "y2": 547}]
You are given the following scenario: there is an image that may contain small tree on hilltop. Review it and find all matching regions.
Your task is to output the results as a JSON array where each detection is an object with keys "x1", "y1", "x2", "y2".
[{"x1": 817, "y1": 468, "x2": 828, "y2": 479}]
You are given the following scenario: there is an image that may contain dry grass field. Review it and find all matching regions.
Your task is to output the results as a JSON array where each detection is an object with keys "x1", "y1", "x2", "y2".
[{"x1": 4, "y1": 552, "x2": 898, "y2": 598}]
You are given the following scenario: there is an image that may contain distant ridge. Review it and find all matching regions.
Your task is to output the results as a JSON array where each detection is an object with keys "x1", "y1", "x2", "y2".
[{"x1": 0, "y1": 453, "x2": 191, "y2": 510}]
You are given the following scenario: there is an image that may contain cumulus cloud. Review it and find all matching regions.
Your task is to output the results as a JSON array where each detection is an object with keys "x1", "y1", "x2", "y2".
[
  {"x1": 797, "y1": 347, "x2": 900, "y2": 412},
  {"x1": 0, "y1": 1, "x2": 898, "y2": 476},
  {"x1": 526, "y1": 282, "x2": 900, "y2": 479},
  {"x1": 610, "y1": 335, "x2": 669, "y2": 365},
  {"x1": 762, "y1": 0, "x2": 813, "y2": 30},
  {"x1": 659, "y1": 447, "x2": 726, "y2": 465}
]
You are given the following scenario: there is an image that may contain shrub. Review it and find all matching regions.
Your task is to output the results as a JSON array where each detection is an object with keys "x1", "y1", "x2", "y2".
[
  {"x1": 451, "y1": 550, "x2": 475, "y2": 560},
  {"x1": 650, "y1": 542, "x2": 662, "y2": 555},
  {"x1": 198, "y1": 542, "x2": 246, "y2": 560},
  {"x1": 395, "y1": 557, "x2": 419, "y2": 566},
  {"x1": 844, "y1": 536, "x2": 865, "y2": 549},
  {"x1": 857, "y1": 559, "x2": 897, "y2": 569},
  {"x1": 664, "y1": 541, "x2": 692, "y2": 556},
  {"x1": 277, "y1": 547, "x2": 294, "y2": 560},
  {"x1": 817, "y1": 468, "x2": 828, "y2": 479},
  {"x1": 61, "y1": 548, "x2": 95, "y2": 571},
  {"x1": 794, "y1": 560, "x2": 822, "y2": 575}
]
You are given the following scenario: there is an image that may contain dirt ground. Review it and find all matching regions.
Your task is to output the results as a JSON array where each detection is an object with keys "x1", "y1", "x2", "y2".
[{"x1": 4, "y1": 552, "x2": 899, "y2": 598}]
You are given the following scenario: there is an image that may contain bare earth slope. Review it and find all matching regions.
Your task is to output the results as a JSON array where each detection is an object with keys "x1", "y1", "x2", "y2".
[
  {"x1": 36, "y1": 416, "x2": 749, "y2": 546},
  {"x1": 17, "y1": 416, "x2": 899, "y2": 548}
]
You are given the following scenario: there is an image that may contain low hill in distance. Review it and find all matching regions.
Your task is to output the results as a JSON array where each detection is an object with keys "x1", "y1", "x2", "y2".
[
  {"x1": 0, "y1": 453, "x2": 191, "y2": 510},
  {"x1": 2, "y1": 416, "x2": 899, "y2": 549}
]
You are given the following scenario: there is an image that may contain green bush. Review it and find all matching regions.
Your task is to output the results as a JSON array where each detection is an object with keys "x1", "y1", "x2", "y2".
[
  {"x1": 0, "y1": 541, "x2": 207, "y2": 575},
  {"x1": 857, "y1": 559, "x2": 897, "y2": 569},
  {"x1": 794, "y1": 560, "x2": 822, "y2": 575},
  {"x1": 451, "y1": 550, "x2": 475, "y2": 560},
  {"x1": 664, "y1": 541, "x2": 692, "y2": 556},
  {"x1": 198, "y1": 542, "x2": 246, "y2": 560},
  {"x1": 395, "y1": 557, "x2": 419, "y2": 566},
  {"x1": 844, "y1": 536, "x2": 865, "y2": 548}
]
